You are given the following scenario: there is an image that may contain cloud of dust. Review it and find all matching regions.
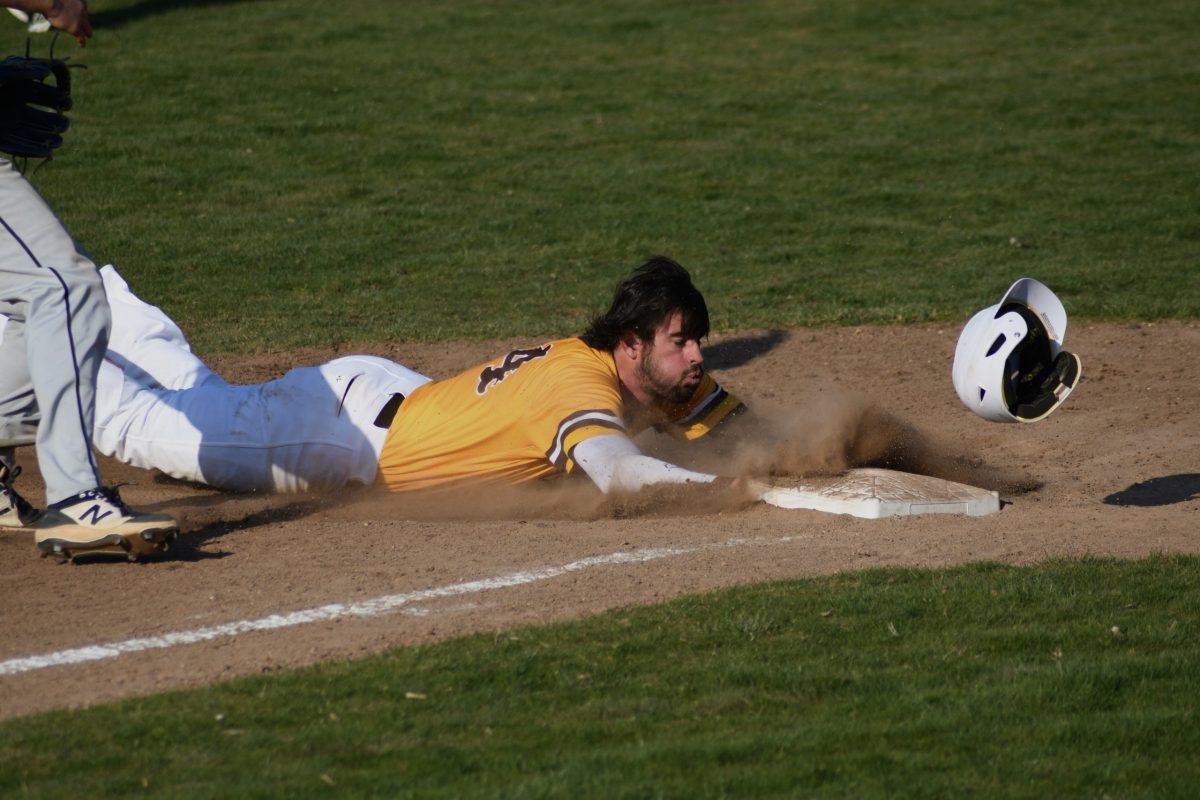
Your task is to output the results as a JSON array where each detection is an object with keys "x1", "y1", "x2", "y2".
[
  {"x1": 354, "y1": 475, "x2": 763, "y2": 522},
  {"x1": 352, "y1": 389, "x2": 1039, "y2": 522},
  {"x1": 725, "y1": 391, "x2": 1040, "y2": 494},
  {"x1": 354, "y1": 479, "x2": 609, "y2": 522}
]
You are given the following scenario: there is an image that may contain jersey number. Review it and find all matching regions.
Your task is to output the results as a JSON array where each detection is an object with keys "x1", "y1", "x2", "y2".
[{"x1": 476, "y1": 345, "x2": 552, "y2": 395}]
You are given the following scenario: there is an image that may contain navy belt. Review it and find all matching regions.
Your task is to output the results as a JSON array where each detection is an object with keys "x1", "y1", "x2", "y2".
[{"x1": 374, "y1": 393, "x2": 405, "y2": 429}]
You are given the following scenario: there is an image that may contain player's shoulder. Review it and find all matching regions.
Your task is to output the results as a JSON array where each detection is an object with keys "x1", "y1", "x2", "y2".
[
  {"x1": 545, "y1": 337, "x2": 610, "y2": 361},
  {"x1": 470, "y1": 337, "x2": 616, "y2": 397},
  {"x1": 533, "y1": 338, "x2": 617, "y2": 380},
  {"x1": 528, "y1": 339, "x2": 623, "y2": 419},
  {"x1": 478, "y1": 338, "x2": 609, "y2": 371}
]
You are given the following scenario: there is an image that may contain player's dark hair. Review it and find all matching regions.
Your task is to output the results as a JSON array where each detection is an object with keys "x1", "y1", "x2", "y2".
[{"x1": 581, "y1": 256, "x2": 710, "y2": 350}]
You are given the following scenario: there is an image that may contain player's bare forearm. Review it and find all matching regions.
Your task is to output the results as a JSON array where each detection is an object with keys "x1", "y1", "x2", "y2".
[{"x1": 4, "y1": 0, "x2": 91, "y2": 45}]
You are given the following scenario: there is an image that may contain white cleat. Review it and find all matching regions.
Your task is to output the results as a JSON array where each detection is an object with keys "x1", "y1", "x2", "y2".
[{"x1": 35, "y1": 486, "x2": 178, "y2": 561}]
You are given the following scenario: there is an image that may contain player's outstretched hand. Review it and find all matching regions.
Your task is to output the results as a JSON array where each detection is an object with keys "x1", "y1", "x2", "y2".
[{"x1": 44, "y1": 0, "x2": 92, "y2": 46}]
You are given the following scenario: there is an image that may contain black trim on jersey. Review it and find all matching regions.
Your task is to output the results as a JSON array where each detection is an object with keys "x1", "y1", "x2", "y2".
[
  {"x1": 545, "y1": 409, "x2": 625, "y2": 471},
  {"x1": 675, "y1": 386, "x2": 728, "y2": 426}
]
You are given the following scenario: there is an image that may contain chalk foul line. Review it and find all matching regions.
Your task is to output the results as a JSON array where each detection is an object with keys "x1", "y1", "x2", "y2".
[{"x1": 0, "y1": 535, "x2": 804, "y2": 678}]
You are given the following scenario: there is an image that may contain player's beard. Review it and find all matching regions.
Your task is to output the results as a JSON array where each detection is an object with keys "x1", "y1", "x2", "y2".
[{"x1": 637, "y1": 346, "x2": 701, "y2": 404}]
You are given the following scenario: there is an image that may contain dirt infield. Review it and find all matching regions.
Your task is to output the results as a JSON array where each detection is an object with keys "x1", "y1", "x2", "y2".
[{"x1": 1, "y1": 322, "x2": 1196, "y2": 719}]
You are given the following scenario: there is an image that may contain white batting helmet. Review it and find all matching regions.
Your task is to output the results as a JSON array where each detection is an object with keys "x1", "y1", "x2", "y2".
[{"x1": 952, "y1": 278, "x2": 1082, "y2": 423}]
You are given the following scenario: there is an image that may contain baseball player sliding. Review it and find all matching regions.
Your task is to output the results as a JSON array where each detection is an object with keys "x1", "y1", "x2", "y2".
[
  {"x1": 85, "y1": 258, "x2": 749, "y2": 508},
  {"x1": 5, "y1": 253, "x2": 1086, "y2": 560}
]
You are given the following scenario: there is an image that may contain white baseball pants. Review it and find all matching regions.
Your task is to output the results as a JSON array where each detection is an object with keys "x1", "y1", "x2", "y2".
[{"x1": 93, "y1": 267, "x2": 431, "y2": 493}]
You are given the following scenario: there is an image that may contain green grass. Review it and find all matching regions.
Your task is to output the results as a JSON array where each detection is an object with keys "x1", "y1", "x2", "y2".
[
  {"x1": 3, "y1": 556, "x2": 1199, "y2": 797},
  {"x1": 5, "y1": 0, "x2": 1198, "y2": 351},
  {"x1": 4, "y1": 7, "x2": 1195, "y2": 794}
]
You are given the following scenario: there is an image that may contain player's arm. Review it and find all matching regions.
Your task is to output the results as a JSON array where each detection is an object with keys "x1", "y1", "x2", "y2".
[
  {"x1": 575, "y1": 434, "x2": 822, "y2": 514},
  {"x1": 573, "y1": 433, "x2": 729, "y2": 494},
  {"x1": 539, "y1": 355, "x2": 743, "y2": 496},
  {"x1": 4, "y1": 1, "x2": 91, "y2": 45}
]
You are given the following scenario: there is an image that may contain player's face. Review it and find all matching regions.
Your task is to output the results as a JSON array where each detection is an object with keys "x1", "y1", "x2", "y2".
[{"x1": 636, "y1": 310, "x2": 704, "y2": 404}]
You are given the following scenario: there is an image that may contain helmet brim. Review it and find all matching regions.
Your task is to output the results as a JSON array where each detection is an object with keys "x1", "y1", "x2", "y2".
[{"x1": 999, "y1": 277, "x2": 1068, "y2": 344}]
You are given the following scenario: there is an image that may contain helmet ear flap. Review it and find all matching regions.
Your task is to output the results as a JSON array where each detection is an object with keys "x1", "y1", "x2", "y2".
[{"x1": 952, "y1": 305, "x2": 1028, "y2": 422}]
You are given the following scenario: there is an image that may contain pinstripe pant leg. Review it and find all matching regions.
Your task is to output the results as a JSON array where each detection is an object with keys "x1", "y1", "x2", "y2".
[{"x1": 0, "y1": 161, "x2": 109, "y2": 503}]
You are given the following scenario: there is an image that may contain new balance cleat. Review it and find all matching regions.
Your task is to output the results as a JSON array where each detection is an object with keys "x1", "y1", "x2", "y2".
[
  {"x1": 35, "y1": 486, "x2": 178, "y2": 561},
  {"x1": 0, "y1": 464, "x2": 40, "y2": 531}
]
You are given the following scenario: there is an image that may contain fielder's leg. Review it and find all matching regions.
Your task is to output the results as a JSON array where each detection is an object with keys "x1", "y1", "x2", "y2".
[
  {"x1": 0, "y1": 160, "x2": 107, "y2": 503},
  {"x1": 0, "y1": 161, "x2": 177, "y2": 559},
  {"x1": 0, "y1": 314, "x2": 41, "y2": 529}
]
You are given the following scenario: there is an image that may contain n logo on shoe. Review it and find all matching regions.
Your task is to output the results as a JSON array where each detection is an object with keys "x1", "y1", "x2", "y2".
[{"x1": 79, "y1": 504, "x2": 113, "y2": 525}]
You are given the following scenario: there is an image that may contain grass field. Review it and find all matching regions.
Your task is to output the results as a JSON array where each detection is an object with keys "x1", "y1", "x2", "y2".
[
  {"x1": 2, "y1": 1, "x2": 1197, "y2": 795},
  {"x1": 3, "y1": 557, "x2": 1199, "y2": 797},
  {"x1": 5, "y1": 0, "x2": 1198, "y2": 351}
]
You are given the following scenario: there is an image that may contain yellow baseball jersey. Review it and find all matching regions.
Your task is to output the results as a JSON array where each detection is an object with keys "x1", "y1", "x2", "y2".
[{"x1": 377, "y1": 337, "x2": 744, "y2": 491}]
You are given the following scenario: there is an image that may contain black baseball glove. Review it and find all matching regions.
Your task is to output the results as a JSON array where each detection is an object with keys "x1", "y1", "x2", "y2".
[{"x1": 0, "y1": 54, "x2": 73, "y2": 161}]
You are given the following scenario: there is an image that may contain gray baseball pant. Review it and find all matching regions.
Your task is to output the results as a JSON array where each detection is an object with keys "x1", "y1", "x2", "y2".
[{"x1": 0, "y1": 159, "x2": 109, "y2": 504}]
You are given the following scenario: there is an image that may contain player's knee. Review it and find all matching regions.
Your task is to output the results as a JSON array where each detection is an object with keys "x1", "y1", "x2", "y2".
[
  {"x1": 69, "y1": 265, "x2": 104, "y2": 299},
  {"x1": 69, "y1": 268, "x2": 112, "y2": 337},
  {"x1": 23, "y1": 268, "x2": 111, "y2": 341}
]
